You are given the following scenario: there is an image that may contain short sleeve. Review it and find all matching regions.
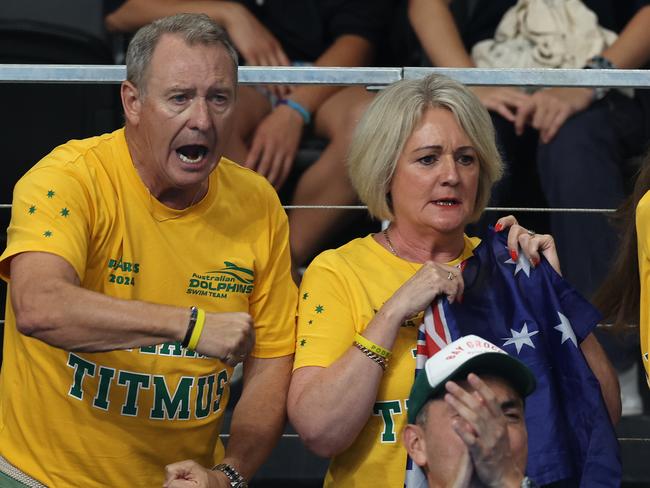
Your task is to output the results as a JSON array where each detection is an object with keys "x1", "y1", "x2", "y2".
[
  {"x1": 293, "y1": 251, "x2": 357, "y2": 370},
  {"x1": 248, "y1": 190, "x2": 298, "y2": 358},
  {"x1": 0, "y1": 166, "x2": 91, "y2": 282}
]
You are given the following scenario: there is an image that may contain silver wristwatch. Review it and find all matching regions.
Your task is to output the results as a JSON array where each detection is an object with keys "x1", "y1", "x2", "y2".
[{"x1": 212, "y1": 463, "x2": 248, "y2": 488}]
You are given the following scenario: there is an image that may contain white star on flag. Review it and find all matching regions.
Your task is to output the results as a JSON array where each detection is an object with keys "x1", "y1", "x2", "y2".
[
  {"x1": 554, "y1": 311, "x2": 577, "y2": 347},
  {"x1": 502, "y1": 323, "x2": 539, "y2": 354},
  {"x1": 504, "y1": 246, "x2": 532, "y2": 277}
]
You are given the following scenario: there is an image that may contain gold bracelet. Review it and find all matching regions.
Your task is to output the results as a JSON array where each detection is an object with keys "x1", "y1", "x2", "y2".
[
  {"x1": 353, "y1": 341, "x2": 387, "y2": 370},
  {"x1": 354, "y1": 332, "x2": 392, "y2": 359},
  {"x1": 187, "y1": 308, "x2": 206, "y2": 351}
]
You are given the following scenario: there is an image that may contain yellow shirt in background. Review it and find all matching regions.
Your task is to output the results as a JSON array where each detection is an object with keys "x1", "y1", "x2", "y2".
[
  {"x1": 294, "y1": 234, "x2": 478, "y2": 487},
  {"x1": 0, "y1": 129, "x2": 297, "y2": 487},
  {"x1": 637, "y1": 190, "x2": 650, "y2": 385}
]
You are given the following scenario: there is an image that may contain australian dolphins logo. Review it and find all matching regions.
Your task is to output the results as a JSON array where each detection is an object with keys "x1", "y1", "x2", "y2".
[{"x1": 206, "y1": 261, "x2": 254, "y2": 284}]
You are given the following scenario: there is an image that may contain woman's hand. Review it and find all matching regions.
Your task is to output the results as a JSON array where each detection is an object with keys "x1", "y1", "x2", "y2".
[
  {"x1": 495, "y1": 215, "x2": 561, "y2": 275},
  {"x1": 384, "y1": 261, "x2": 465, "y2": 323}
]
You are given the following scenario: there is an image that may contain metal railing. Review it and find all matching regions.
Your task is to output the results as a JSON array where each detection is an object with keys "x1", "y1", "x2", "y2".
[{"x1": 0, "y1": 64, "x2": 649, "y2": 87}]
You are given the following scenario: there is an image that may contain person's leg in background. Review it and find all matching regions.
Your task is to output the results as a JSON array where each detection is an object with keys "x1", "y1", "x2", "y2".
[
  {"x1": 289, "y1": 86, "x2": 375, "y2": 273},
  {"x1": 537, "y1": 93, "x2": 643, "y2": 298}
]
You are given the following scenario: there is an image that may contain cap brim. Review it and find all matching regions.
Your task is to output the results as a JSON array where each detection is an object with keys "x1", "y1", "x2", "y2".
[{"x1": 407, "y1": 352, "x2": 536, "y2": 424}]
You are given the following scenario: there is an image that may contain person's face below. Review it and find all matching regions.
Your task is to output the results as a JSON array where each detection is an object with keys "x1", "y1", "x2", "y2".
[
  {"x1": 389, "y1": 107, "x2": 479, "y2": 237},
  {"x1": 417, "y1": 377, "x2": 527, "y2": 487},
  {"x1": 127, "y1": 34, "x2": 237, "y2": 207}
]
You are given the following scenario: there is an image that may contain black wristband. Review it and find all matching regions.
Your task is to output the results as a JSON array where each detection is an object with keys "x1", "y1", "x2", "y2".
[{"x1": 181, "y1": 306, "x2": 198, "y2": 348}]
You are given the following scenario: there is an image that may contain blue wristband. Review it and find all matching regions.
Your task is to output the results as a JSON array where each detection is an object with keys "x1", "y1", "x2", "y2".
[{"x1": 277, "y1": 98, "x2": 311, "y2": 125}]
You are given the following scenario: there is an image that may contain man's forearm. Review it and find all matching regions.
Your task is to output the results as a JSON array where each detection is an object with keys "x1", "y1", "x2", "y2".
[
  {"x1": 221, "y1": 355, "x2": 293, "y2": 479},
  {"x1": 11, "y1": 252, "x2": 185, "y2": 351}
]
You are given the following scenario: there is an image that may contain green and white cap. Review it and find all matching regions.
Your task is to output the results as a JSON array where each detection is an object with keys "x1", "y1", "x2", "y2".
[{"x1": 407, "y1": 335, "x2": 536, "y2": 423}]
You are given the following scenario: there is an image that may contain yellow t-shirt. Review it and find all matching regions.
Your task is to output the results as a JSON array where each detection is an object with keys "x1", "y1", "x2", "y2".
[
  {"x1": 0, "y1": 129, "x2": 297, "y2": 487},
  {"x1": 294, "y1": 234, "x2": 478, "y2": 487},
  {"x1": 637, "y1": 191, "x2": 650, "y2": 385}
]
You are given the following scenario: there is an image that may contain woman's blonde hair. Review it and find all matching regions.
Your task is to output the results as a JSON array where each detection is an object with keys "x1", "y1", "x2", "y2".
[{"x1": 348, "y1": 74, "x2": 503, "y2": 222}]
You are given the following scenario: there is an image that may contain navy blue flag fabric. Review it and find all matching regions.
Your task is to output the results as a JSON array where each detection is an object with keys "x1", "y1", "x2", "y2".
[{"x1": 441, "y1": 230, "x2": 621, "y2": 486}]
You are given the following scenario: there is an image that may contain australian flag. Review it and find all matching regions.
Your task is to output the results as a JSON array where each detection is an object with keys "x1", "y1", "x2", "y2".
[{"x1": 427, "y1": 229, "x2": 621, "y2": 486}]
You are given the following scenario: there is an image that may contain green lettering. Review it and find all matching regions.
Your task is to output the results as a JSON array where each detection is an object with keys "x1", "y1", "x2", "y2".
[
  {"x1": 216, "y1": 283, "x2": 227, "y2": 291},
  {"x1": 123, "y1": 262, "x2": 132, "y2": 272},
  {"x1": 140, "y1": 344, "x2": 157, "y2": 354},
  {"x1": 67, "y1": 353, "x2": 96, "y2": 400},
  {"x1": 93, "y1": 366, "x2": 116, "y2": 410},
  {"x1": 108, "y1": 259, "x2": 116, "y2": 269},
  {"x1": 195, "y1": 374, "x2": 216, "y2": 418},
  {"x1": 133, "y1": 263, "x2": 140, "y2": 273},
  {"x1": 159, "y1": 342, "x2": 183, "y2": 357},
  {"x1": 213, "y1": 370, "x2": 229, "y2": 413},
  {"x1": 117, "y1": 371, "x2": 150, "y2": 416},
  {"x1": 373, "y1": 400, "x2": 402, "y2": 443},
  {"x1": 189, "y1": 278, "x2": 200, "y2": 288},
  {"x1": 151, "y1": 376, "x2": 194, "y2": 420}
]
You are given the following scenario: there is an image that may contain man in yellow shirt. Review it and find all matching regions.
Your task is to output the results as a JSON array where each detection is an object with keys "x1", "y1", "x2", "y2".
[{"x1": 0, "y1": 13, "x2": 297, "y2": 487}]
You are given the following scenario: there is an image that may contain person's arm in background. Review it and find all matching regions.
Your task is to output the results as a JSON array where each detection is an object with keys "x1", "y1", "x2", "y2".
[
  {"x1": 244, "y1": 34, "x2": 374, "y2": 188},
  {"x1": 514, "y1": 5, "x2": 650, "y2": 143},
  {"x1": 105, "y1": 0, "x2": 290, "y2": 67},
  {"x1": 581, "y1": 334, "x2": 622, "y2": 425},
  {"x1": 407, "y1": 0, "x2": 533, "y2": 125}
]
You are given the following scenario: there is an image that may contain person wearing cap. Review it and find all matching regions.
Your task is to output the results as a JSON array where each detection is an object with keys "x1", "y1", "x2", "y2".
[{"x1": 403, "y1": 335, "x2": 537, "y2": 488}]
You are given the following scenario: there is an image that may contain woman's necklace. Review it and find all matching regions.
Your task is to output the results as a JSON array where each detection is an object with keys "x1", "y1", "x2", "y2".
[
  {"x1": 383, "y1": 226, "x2": 466, "y2": 271},
  {"x1": 383, "y1": 228, "x2": 399, "y2": 256}
]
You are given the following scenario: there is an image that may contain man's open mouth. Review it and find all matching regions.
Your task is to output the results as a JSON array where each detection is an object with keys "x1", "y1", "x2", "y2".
[{"x1": 176, "y1": 145, "x2": 208, "y2": 164}]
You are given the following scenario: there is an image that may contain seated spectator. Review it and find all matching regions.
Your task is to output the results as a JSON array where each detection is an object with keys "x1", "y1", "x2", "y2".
[
  {"x1": 105, "y1": 0, "x2": 390, "y2": 278},
  {"x1": 403, "y1": 335, "x2": 537, "y2": 488},
  {"x1": 287, "y1": 73, "x2": 619, "y2": 487},
  {"x1": 408, "y1": 0, "x2": 650, "y2": 298}
]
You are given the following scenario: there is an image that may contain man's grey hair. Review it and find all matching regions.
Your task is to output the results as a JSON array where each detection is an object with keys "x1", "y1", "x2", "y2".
[{"x1": 125, "y1": 13, "x2": 239, "y2": 93}]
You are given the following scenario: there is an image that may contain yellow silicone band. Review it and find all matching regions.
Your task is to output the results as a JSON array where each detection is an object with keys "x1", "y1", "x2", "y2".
[
  {"x1": 354, "y1": 332, "x2": 391, "y2": 359},
  {"x1": 188, "y1": 308, "x2": 206, "y2": 351}
]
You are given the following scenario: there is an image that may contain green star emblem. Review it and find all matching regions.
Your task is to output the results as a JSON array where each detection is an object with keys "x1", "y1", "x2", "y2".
[
  {"x1": 315, "y1": 305, "x2": 324, "y2": 314},
  {"x1": 43, "y1": 230, "x2": 52, "y2": 238},
  {"x1": 47, "y1": 190, "x2": 55, "y2": 199},
  {"x1": 28, "y1": 205, "x2": 36, "y2": 215},
  {"x1": 60, "y1": 207, "x2": 70, "y2": 217},
  {"x1": 299, "y1": 339, "x2": 307, "y2": 347},
  {"x1": 302, "y1": 292, "x2": 309, "y2": 300}
]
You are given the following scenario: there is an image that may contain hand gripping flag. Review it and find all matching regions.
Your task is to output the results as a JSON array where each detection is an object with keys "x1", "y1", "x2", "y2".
[{"x1": 404, "y1": 230, "x2": 620, "y2": 487}]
